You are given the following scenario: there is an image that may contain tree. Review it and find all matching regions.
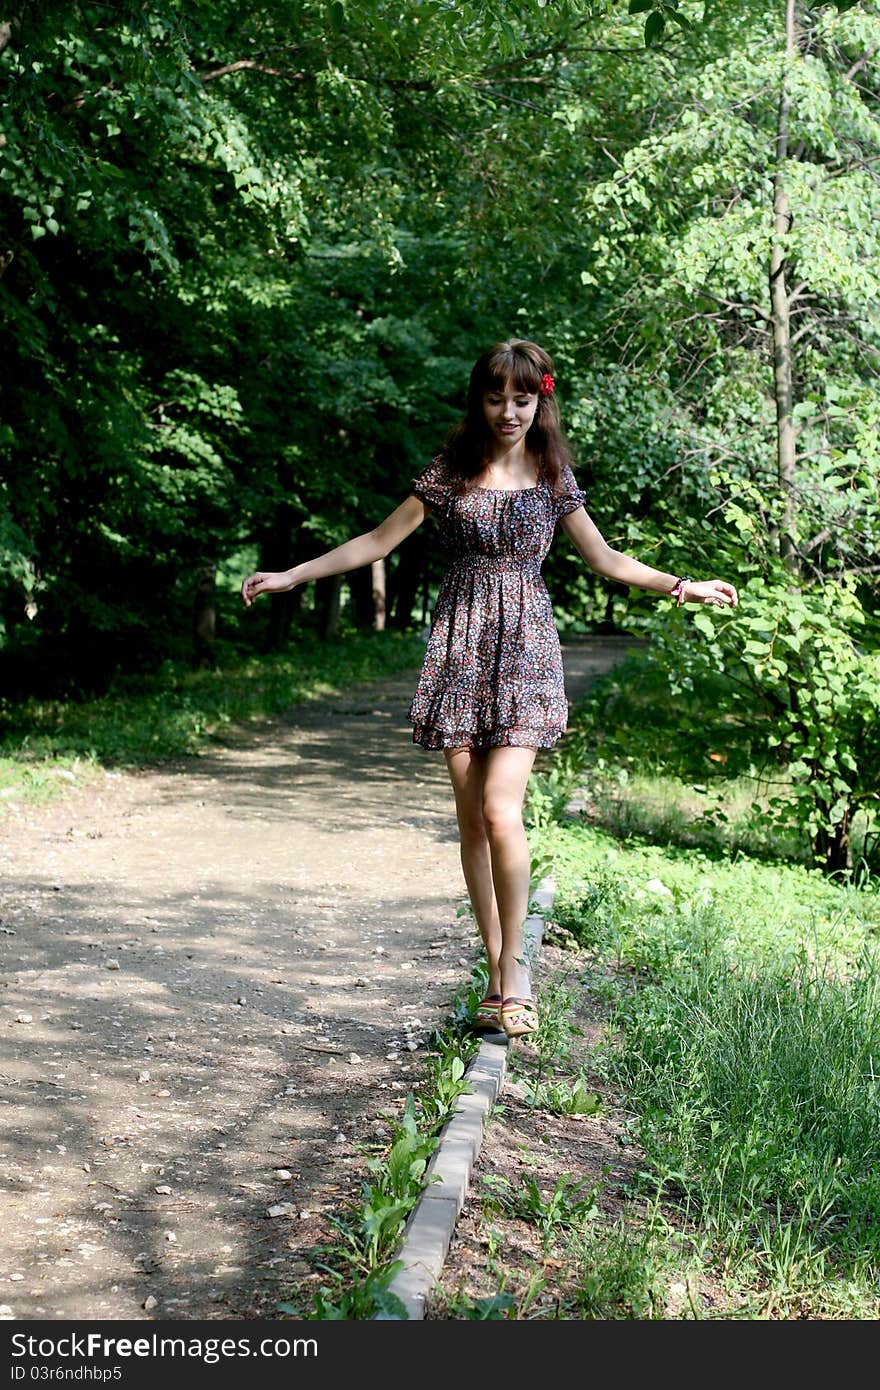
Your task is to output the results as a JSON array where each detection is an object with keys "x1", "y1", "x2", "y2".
[{"x1": 572, "y1": 0, "x2": 880, "y2": 871}]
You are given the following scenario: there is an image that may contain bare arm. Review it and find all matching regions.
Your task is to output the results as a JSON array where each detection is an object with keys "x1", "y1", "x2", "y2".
[
  {"x1": 242, "y1": 494, "x2": 427, "y2": 607},
  {"x1": 560, "y1": 506, "x2": 738, "y2": 608}
]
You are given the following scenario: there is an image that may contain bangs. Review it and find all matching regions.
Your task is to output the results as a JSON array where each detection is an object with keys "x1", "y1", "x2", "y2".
[{"x1": 481, "y1": 348, "x2": 543, "y2": 396}]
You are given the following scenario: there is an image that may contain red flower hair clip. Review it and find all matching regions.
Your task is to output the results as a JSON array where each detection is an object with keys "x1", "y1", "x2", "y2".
[{"x1": 539, "y1": 373, "x2": 555, "y2": 397}]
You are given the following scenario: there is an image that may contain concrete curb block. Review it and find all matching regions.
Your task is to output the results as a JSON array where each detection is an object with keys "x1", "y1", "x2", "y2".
[{"x1": 381, "y1": 876, "x2": 555, "y2": 1321}]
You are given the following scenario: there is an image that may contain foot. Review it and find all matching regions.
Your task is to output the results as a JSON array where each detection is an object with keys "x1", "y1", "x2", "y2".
[
  {"x1": 500, "y1": 996, "x2": 538, "y2": 1039},
  {"x1": 471, "y1": 994, "x2": 503, "y2": 1031}
]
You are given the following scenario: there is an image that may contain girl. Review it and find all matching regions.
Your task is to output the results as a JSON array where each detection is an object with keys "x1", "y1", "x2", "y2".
[{"x1": 241, "y1": 339, "x2": 738, "y2": 1039}]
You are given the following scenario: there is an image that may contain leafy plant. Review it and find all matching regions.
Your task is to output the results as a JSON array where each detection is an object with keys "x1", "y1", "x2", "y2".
[
  {"x1": 417, "y1": 1047, "x2": 474, "y2": 1130},
  {"x1": 287, "y1": 1261, "x2": 409, "y2": 1321},
  {"x1": 520, "y1": 1074, "x2": 602, "y2": 1117},
  {"x1": 481, "y1": 1172, "x2": 601, "y2": 1253},
  {"x1": 433, "y1": 1288, "x2": 517, "y2": 1320}
]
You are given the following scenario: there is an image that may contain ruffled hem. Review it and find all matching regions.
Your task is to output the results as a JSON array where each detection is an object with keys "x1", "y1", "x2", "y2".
[
  {"x1": 408, "y1": 683, "x2": 568, "y2": 751},
  {"x1": 409, "y1": 679, "x2": 564, "y2": 722},
  {"x1": 411, "y1": 722, "x2": 566, "y2": 751}
]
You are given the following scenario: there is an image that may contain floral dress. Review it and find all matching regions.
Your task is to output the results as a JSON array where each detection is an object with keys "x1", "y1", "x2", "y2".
[{"x1": 407, "y1": 457, "x2": 586, "y2": 750}]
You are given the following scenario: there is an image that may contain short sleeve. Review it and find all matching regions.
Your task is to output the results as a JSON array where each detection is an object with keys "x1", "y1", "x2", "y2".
[
  {"x1": 554, "y1": 463, "x2": 587, "y2": 518},
  {"x1": 411, "y1": 457, "x2": 451, "y2": 512}
]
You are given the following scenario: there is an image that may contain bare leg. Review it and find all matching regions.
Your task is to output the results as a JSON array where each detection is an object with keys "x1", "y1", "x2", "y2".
[
  {"x1": 480, "y1": 745, "x2": 538, "y2": 1003},
  {"x1": 444, "y1": 747, "x2": 502, "y2": 998}
]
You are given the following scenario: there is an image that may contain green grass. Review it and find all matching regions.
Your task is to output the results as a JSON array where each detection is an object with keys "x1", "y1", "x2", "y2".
[
  {"x1": 523, "y1": 644, "x2": 880, "y2": 1318},
  {"x1": 540, "y1": 646, "x2": 878, "y2": 875},
  {"x1": 0, "y1": 630, "x2": 425, "y2": 808},
  {"x1": 543, "y1": 821, "x2": 880, "y2": 971}
]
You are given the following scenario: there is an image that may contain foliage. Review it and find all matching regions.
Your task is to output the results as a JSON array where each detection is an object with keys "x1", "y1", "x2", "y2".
[
  {"x1": 0, "y1": 631, "x2": 425, "y2": 804},
  {"x1": 534, "y1": 630, "x2": 880, "y2": 876},
  {"x1": 659, "y1": 571, "x2": 880, "y2": 874},
  {"x1": 2, "y1": 0, "x2": 878, "y2": 877}
]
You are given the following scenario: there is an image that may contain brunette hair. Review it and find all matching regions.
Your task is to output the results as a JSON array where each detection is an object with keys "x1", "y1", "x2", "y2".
[{"x1": 440, "y1": 339, "x2": 575, "y2": 492}]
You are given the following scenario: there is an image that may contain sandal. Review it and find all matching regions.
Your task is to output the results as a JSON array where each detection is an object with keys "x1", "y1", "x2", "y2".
[
  {"x1": 500, "y1": 996, "x2": 538, "y2": 1039},
  {"x1": 471, "y1": 993, "x2": 503, "y2": 1031}
]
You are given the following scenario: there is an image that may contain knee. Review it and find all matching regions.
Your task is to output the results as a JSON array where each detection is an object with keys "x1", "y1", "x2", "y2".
[
  {"x1": 481, "y1": 794, "x2": 522, "y2": 842},
  {"x1": 457, "y1": 805, "x2": 488, "y2": 849}
]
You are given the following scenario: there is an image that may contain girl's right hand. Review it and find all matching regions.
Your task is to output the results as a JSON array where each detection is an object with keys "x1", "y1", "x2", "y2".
[{"x1": 241, "y1": 570, "x2": 294, "y2": 607}]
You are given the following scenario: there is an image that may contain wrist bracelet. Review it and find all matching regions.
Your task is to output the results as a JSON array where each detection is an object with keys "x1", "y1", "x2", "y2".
[{"x1": 670, "y1": 576, "x2": 690, "y2": 607}]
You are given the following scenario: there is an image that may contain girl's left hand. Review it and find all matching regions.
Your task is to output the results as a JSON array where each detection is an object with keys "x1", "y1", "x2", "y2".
[{"x1": 682, "y1": 580, "x2": 738, "y2": 608}]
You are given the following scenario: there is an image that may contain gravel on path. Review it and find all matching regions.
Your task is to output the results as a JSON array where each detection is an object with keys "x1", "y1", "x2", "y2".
[{"x1": 0, "y1": 636, "x2": 635, "y2": 1322}]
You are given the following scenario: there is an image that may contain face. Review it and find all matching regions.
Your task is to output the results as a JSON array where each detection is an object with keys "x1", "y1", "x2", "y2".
[{"x1": 482, "y1": 379, "x2": 538, "y2": 446}]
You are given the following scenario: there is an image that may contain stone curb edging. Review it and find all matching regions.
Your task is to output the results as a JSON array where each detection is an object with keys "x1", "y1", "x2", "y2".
[{"x1": 377, "y1": 876, "x2": 556, "y2": 1321}]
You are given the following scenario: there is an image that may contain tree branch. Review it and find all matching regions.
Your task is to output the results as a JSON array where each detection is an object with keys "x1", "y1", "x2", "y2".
[
  {"x1": 199, "y1": 59, "x2": 306, "y2": 82},
  {"x1": 844, "y1": 41, "x2": 880, "y2": 82}
]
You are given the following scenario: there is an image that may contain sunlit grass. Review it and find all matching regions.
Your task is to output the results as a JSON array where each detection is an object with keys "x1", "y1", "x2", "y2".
[
  {"x1": 529, "y1": 819, "x2": 880, "y2": 1317},
  {"x1": 0, "y1": 630, "x2": 425, "y2": 808},
  {"x1": 552, "y1": 646, "x2": 878, "y2": 876},
  {"x1": 519, "y1": 638, "x2": 880, "y2": 1317},
  {"x1": 542, "y1": 821, "x2": 880, "y2": 970}
]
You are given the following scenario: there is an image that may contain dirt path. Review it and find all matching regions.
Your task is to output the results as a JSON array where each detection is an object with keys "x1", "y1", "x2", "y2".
[{"x1": 0, "y1": 636, "x2": 635, "y2": 1322}]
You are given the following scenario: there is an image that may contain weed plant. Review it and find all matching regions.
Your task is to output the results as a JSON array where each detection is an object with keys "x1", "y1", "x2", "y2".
[
  {"x1": 481, "y1": 1172, "x2": 601, "y2": 1255},
  {"x1": 558, "y1": 1215, "x2": 670, "y2": 1319},
  {"x1": 289, "y1": 1027, "x2": 478, "y2": 1320},
  {"x1": 435, "y1": 1289, "x2": 518, "y2": 1319}
]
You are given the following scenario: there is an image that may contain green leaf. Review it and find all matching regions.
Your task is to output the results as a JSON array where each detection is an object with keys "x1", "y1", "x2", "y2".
[
  {"x1": 665, "y1": 8, "x2": 692, "y2": 31},
  {"x1": 628, "y1": 0, "x2": 654, "y2": 11},
  {"x1": 567, "y1": 1087, "x2": 602, "y2": 1116},
  {"x1": 644, "y1": 10, "x2": 666, "y2": 45}
]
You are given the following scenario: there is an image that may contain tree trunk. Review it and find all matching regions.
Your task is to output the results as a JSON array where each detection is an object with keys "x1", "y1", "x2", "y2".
[
  {"x1": 258, "y1": 503, "x2": 298, "y2": 651},
  {"x1": 347, "y1": 566, "x2": 375, "y2": 629},
  {"x1": 314, "y1": 575, "x2": 342, "y2": 638},
  {"x1": 770, "y1": 0, "x2": 799, "y2": 575},
  {"x1": 191, "y1": 562, "x2": 217, "y2": 669},
  {"x1": 814, "y1": 806, "x2": 852, "y2": 877},
  {"x1": 371, "y1": 558, "x2": 386, "y2": 631},
  {"x1": 387, "y1": 537, "x2": 423, "y2": 630}
]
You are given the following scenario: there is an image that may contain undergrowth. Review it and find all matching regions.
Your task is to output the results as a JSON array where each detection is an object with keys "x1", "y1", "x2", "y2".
[
  {"x1": 0, "y1": 631, "x2": 425, "y2": 806},
  {"x1": 281, "y1": 1006, "x2": 480, "y2": 1320}
]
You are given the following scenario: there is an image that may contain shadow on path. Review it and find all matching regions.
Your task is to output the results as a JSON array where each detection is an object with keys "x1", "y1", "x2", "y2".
[{"x1": 0, "y1": 636, "x2": 637, "y2": 1320}]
